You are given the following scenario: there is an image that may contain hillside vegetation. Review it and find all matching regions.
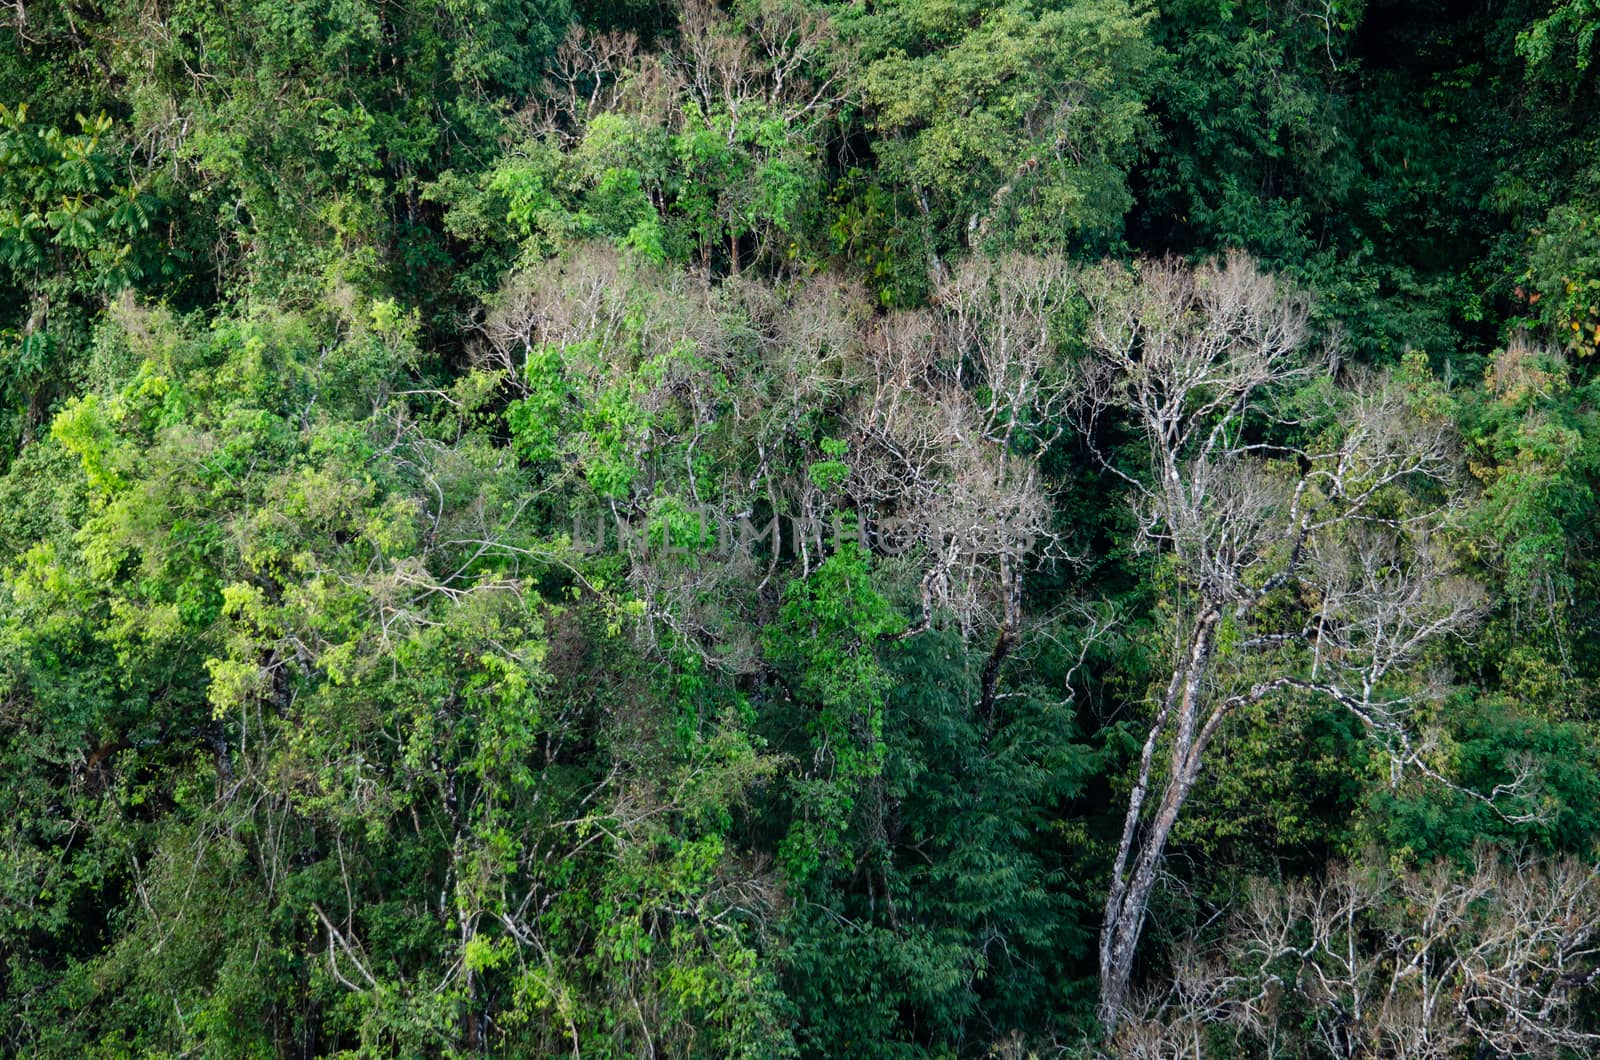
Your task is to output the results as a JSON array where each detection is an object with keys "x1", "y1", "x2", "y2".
[{"x1": 5, "y1": 1, "x2": 1600, "y2": 1055}]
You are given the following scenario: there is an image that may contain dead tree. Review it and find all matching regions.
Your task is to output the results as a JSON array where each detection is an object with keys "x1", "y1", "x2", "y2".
[
  {"x1": 1077, "y1": 253, "x2": 1487, "y2": 1026},
  {"x1": 843, "y1": 255, "x2": 1081, "y2": 727},
  {"x1": 1111, "y1": 849, "x2": 1600, "y2": 1058}
]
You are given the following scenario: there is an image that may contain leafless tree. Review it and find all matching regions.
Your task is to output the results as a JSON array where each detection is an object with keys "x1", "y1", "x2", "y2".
[
  {"x1": 533, "y1": 25, "x2": 640, "y2": 137},
  {"x1": 937, "y1": 253, "x2": 1078, "y2": 451},
  {"x1": 840, "y1": 256, "x2": 1082, "y2": 722},
  {"x1": 847, "y1": 313, "x2": 1045, "y2": 632},
  {"x1": 668, "y1": 0, "x2": 845, "y2": 139},
  {"x1": 1077, "y1": 254, "x2": 1489, "y2": 1026},
  {"x1": 479, "y1": 249, "x2": 1076, "y2": 702},
  {"x1": 1111, "y1": 849, "x2": 1600, "y2": 1058}
]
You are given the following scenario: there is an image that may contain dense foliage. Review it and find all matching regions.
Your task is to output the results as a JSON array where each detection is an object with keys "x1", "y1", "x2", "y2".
[{"x1": 5, "y1": 0, "x2": 1600, "y2": 1055}]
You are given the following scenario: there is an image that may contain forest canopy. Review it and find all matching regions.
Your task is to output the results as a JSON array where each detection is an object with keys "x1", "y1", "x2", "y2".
[{"x1": 4, "y1": 0, "x2": 1600, "y2": 1056}]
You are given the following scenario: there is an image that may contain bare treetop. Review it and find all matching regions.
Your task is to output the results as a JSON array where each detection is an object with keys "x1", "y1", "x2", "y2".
[
  {"x1": 1085, "y1": 252, "x2": 1492, "y2": 1028},
  {"x1": 1078, "y1": 252, "x2": 1313, "y2": 472}
]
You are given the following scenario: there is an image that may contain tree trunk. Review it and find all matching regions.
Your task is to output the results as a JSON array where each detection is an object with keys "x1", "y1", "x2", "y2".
[
  {"x1": 1099, "y1": 758, "x2": 1203, "y2": 1021},
  {"x1": 1097, "y1": 608, "x2": 1218, "y2": 1029},
  {"x1": 978, "y1": 552, "x2": 1023, "y2": 731}
]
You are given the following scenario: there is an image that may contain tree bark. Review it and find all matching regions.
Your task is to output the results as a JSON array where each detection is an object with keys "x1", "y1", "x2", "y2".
[{"x1": 1098, "y1": 607, "x2": 1218, "y2": 1027}]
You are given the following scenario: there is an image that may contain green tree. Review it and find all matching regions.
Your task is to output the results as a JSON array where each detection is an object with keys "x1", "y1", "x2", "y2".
[{"x1": 844, "y1": 0, "x2": 1153, "y2": 280}]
